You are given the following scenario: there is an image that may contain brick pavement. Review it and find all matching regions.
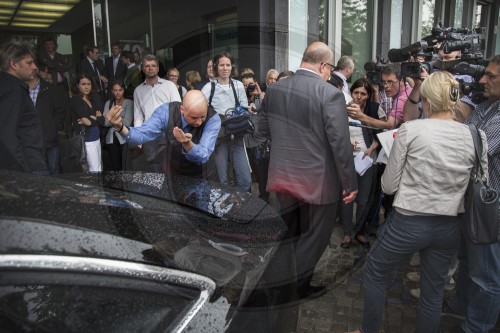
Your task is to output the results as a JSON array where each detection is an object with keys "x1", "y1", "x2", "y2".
[{"x1": 295, "y1": 222, "x2": 500, "y2": 333}]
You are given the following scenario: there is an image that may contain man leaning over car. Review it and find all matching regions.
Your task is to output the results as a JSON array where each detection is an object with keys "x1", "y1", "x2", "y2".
[{"x1": 107, "y1": 89, "x2": 221, "y2": 180}]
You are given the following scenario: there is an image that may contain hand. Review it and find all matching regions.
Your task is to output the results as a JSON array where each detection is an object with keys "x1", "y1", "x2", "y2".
[
  {"x1": 351, "y1": 140, "x2": 361, "y2": 152},
  {"x1": 173, "y1": 127, "x2": 193, "y2": 143},
  {"x1": 362, "y1": 149, "x2": 373, "y2": 159},
  {"x1": 95, "y1": 111, "x2": 102, "y2": 117},
  {"x1": 342, "y1": 190, "x2": 358, "y2": 204},
  {"x1": 347, "y1": 103, "x2": 363, "y2": 120},
  {"x1": 106, "y1": 105, "x2": 123, "y2": 129},
  {"x1": 248, "y1": 103, "x2": 257, "y2": 113}
]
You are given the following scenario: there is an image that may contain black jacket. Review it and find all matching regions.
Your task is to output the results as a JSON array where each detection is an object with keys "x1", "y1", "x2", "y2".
[
  {"x1": 0, "y1": 72, "x2": 47, "y2": 173},
  {"x1": 35, "y1": 79, "x2": 67, "y2": 148},
  {"x1": 105, "y1": 55, "x2": 127, "y2": 86}
]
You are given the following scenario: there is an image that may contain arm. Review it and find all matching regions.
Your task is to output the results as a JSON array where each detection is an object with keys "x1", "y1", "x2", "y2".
[
  {"x1": 323, "y1": 90, "x2": 358, "y2": 203},
  {"x1": 174, "y1": 115, "x2": 222, "y2": 164},
  {"x1": 348, "y1": 103, "x2": 400, "y2": 129},
  {"x1": 403, "y1": 81, "x2": 423, "y2": 122},
  {"x1": 133, "y1": 89, "x2": 144, "y2": 127},
  {"x1": 108, "y1": 103, "x2": 167, "y2": 145},
  {"x1": 381, "y1": 123, "x2": 408, "y2": 194},
  {"x1": 69, "y1": 97, "x2": 98, "y2": 127}
]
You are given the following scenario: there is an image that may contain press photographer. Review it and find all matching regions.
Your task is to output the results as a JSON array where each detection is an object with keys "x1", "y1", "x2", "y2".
[{"x1": 241, "y1": 72, "x2": 271, "y2": 202}]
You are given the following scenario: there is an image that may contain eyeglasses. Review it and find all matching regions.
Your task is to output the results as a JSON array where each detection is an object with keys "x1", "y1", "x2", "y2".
[
  {"x1": 324, "y1": 62, "x2": 335, "y2": 74},
  {"x1": 483, "y1": 72, "x2": 500, "y2": 80},
  {"x1": 381, "y1": 80, "x2": 398, "y2": 87}
]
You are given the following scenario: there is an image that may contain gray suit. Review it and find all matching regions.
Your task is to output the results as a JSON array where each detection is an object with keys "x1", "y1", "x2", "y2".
[{"x1": 259, "y1": 68, "x2": 357, "y2": 287}]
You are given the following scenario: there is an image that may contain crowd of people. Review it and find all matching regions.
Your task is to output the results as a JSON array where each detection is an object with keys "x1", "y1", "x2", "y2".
[{"x1": 0, "y1": 37, "x2": 499, "y2": 333}]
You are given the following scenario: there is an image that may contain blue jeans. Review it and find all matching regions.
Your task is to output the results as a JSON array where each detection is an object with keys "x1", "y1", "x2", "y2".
[
  {"x1": 447, "y1": 234, "x2": 500, "y2": 333},
  {"x1": 46, "y1": 147, "x2": 60, "y2": 175},
  {"x1": 361, "y1": 210, "x2": 460, "y2": 333},
  {"x1": 214, "y1": 136, "x2": 251, "y2": 191}
]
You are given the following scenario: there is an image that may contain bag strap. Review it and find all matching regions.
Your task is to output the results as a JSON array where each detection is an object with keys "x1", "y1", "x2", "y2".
[
  {"x1": 229, "y1": 79, "x2": 240, "y2": 108},
  {"x1": 467, "y1": 124, "x2": 485, "y2": 180},
  {"x1": 208, "y1": 81, "x2": 216, "y2": 108}
]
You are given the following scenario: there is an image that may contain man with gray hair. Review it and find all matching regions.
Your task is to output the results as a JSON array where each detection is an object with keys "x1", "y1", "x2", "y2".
[
  {"x1": 0, "y1": 43, "x2": 47, "y2": 174},
  {"x1": 332, "y1": 55, "x2": 355, "y2": 96}
]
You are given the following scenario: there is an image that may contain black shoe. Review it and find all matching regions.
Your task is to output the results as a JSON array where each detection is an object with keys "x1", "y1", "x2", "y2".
[{"x1": 298, "y1": 285, "x2": 327, "y2": 300}]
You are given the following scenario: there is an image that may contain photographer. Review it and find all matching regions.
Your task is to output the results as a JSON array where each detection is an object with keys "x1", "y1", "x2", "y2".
[
  {"x1": 349, "y1": 64, "x2": 410, "y2": 129},
  {"x1": 241, "y1": 72, "x2": 270, "y2": 202},
  {"x1": 444, "y1": 54, "x2": 500, "y2": 333},
  {"x1": 403, "y1": 50, "x2": 475, "y2": 122}
]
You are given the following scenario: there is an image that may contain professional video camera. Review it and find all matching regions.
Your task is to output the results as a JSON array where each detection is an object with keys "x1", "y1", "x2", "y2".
[
  {"x1": 454, "y1": 61, "x2": 487, "y2": 104},
  {"x1": 364, "y1": 56, "x2": 388, "y2": 84}
]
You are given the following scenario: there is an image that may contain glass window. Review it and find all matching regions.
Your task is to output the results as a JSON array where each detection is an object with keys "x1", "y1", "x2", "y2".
[
  {"x1": 319, "y1": 0, "x2": 328, "y2": 43},
  {"x1": 421, "y1": 0, "x2": 435, "y2": 38},
  {"x1": 289, "y1": 0, "x2": 308, "y2": 71},
  {"x1": 341, "y1": 0, "x2": 374, "y2": 83},
  {"x1": 454, "y1": 0, "x2": 463, "y2": 28}
]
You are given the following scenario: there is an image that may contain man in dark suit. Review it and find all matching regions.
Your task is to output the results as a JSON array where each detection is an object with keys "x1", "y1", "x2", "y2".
[
  {"x1": 259, "y1": 41, "x2": 358, "y2": 299},
  {"x1": 37, "y1": 36, "x2": 70, "y2": 95},
  {"x1": 77, "y1": 45, "x2": 108, "y2": 103},
  {"x1": 27, "y1": 67, "x2": 67, "y2": 174},
  {"x1": 105, "y1": 41, "x2": 126, "y2": 88}
]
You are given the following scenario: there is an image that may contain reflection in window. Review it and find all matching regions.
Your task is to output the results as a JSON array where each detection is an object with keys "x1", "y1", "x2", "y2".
[
  {"x1": 319, "y1": 0, "x2": 328, "y2": 43},
  {"x1": 341, "y1": 0, "x2": 373, "y2": 83},
  {"x1": 421, "y1": 0, "x2": 435, "y2": 38},
  {"x1": 454, "y1": 0, "x2": 463, "y2": 28}
]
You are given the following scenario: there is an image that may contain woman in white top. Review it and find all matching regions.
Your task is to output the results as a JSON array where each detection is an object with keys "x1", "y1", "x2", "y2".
[
  {"x1": 103, "y1": 80, "x2": 133, "y2": 171},
  {"x1": 350, "y1": 71, "x2": 488, "y2": 333},
  {"x1": 201, "y1": 52, "x2": 251, "y2": 191}
]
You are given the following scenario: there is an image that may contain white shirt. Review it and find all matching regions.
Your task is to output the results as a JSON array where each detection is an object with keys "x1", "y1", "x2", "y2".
[
  {"x1": 133, "y1": 77, "x2": 181, "y2": 127},
  {"x1": 332, "y1": 71, "x2": 350, "y2": 96},
  {"x1": 201, "y1": 79, "x2": 248, "y2": 116}
]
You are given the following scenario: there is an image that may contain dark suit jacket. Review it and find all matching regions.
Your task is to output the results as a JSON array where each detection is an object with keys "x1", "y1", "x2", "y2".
[
  {"x1": 77, "y1": 57, "x2": 107, "y2": 93},
  {"x1": 37, "y1": 50, "x2": 69, "y2": 90},
  {"x1": 105, "y1": 54, "x2": 127, "y2": 85},
  {"x1": 259, "y1": 69, "x2": 357, "y2": 205},
  {"x1": 0, "y1": 72, "x2": 47, "y2": 173},
  {"x1": 35, "y1": 79, "x2": 67, "y2": 148}
]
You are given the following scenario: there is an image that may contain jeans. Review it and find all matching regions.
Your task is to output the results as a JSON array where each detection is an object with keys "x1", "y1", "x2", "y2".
[
  {"x1": 45, "y1": 147, "x2": 60, "y2": 175},
  {"x1": 447, "y1": 235, "x2": 500, "y2": 333},
  {"x1": 361, "y1": 210, "x2": 460, "y2": 333},
  {"x1": 214, "y1": 136, "x2": 251, "y2": 191}
]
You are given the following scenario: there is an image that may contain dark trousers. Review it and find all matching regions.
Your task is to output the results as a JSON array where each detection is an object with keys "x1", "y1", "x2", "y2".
[
  {"x1": 106, "y1": 138, "x2": 124, "y2": 171},
  {"x1": 277, "y1": 193, "x2": 338, "y2": 289}
]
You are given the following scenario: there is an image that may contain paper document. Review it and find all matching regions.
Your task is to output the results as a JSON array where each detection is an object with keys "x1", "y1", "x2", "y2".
[
  {"x1": 376, "y1": 129, "x2": 398, "y2": 158},
  {"x1": 354, "y1": 151, "x2": 373, "y2": 176}
]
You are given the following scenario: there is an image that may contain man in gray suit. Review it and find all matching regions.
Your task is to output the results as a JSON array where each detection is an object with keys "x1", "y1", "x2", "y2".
[{"x1": 259, "y1": 42, "x2": 358, "y2": 299}]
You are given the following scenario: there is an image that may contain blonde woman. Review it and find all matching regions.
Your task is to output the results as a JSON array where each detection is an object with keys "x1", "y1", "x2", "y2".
[
  {"x1": 350, "y1": 71, "x2": 488, "y2": 333},
  {"x1": 185, "y1": 70, "x2": 201, "y2": 90}
]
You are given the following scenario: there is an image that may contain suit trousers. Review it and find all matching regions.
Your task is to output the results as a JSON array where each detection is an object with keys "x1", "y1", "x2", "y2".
[{"x1": 277, "y1": 192, "x2": 338, "y2": 288}]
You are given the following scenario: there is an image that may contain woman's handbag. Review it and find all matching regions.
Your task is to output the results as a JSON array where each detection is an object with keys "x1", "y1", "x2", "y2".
[
  {"x1": 60, "y1": 124, "x2": 89, "y2": 173},
  {"x1": 462, "y1": 124, "x2": 499, "y2": 244}
]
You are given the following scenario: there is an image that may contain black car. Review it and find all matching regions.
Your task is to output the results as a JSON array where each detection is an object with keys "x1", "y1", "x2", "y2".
[{"x1": 0, "y1": 171, "x2": 298, "y2": 332}]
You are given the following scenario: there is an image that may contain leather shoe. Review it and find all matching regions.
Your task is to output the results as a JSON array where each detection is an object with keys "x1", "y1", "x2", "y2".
[{"x1": 298, "y1": 285, "x2": 327, "y2": 300}]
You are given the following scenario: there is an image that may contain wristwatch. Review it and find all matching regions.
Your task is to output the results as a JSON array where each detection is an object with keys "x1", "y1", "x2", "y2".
[{"x1": 113, "y1": 124, "x2": 124, "y2": 132}]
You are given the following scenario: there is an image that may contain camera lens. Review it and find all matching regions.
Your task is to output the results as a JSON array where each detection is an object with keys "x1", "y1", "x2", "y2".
[{"x1": 247, "y1": 83, "x2": 256, "y2": 92}]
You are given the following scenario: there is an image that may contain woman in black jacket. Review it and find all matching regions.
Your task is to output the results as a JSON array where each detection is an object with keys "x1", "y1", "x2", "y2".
[
  {"x1": 340, "y1": 78, "x2": 386, "y2": 248},
  {"x1": 69, "y1": 73, "x2": 104, "y2": 172}
]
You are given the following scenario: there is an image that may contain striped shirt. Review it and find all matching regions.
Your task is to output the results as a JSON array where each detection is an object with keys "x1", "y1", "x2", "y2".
[
  {"x1": 29, "y1": 79, "x2": 40, "y2": 105},
  {"x1": 466, "y1": 99, "x2": 500, "y2": 191}
]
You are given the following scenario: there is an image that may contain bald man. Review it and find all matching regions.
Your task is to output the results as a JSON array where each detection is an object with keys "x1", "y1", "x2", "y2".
[
  {"x1": 107, "y1": 90, "x2": 221, "y2": 179},
  {"x1": 259, "y1": 42, "x2": 357, "y2": 299}
]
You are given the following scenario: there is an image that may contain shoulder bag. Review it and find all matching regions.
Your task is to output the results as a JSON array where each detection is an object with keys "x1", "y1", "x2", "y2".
[{"x1": 462, "y1": 124, "x2": 499, "y2": 244}]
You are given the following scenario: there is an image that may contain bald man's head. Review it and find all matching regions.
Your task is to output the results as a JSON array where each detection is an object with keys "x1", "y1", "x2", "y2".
[
  {"x1": 181, "y1": 90, "x2": 209, "y2": 127},
  {"x1": 301, "y1": 42, "x2": 333, "y2": 66}
]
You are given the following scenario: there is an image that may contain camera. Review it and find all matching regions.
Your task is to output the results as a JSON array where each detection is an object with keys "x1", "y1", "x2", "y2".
[
  {"x1": 400, "y1": 61, "x2": 433, "y2": 78},
  {"x1": 364, "y1": 56, "x2": 387, "y2": 84},
  {"x1": 246, "y1": 83, "x2": 256, "y2": 93}
]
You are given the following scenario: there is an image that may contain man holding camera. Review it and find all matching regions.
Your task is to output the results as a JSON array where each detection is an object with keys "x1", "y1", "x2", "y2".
[
  {"x1": 444, "y1": 54, "x2": 500, "y2": 333},
  {"x1": 348, "y1": 63, "x2": 410, "y2": 130}
]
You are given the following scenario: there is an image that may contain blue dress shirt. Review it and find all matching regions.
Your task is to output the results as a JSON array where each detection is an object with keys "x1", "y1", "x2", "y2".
[{"x1": 125, "y1": 103, "x2": 221, "y2": 165}]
